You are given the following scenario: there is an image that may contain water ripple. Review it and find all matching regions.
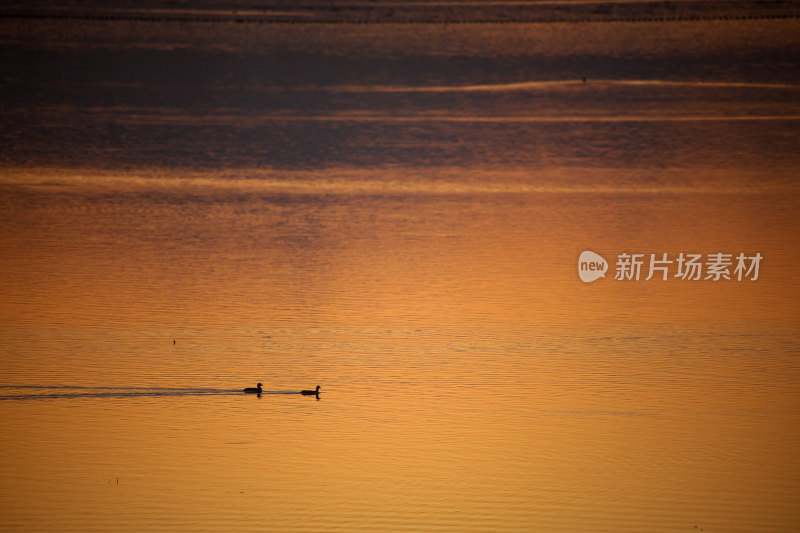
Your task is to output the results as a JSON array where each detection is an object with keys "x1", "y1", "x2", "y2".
[{"x1": 0, "y1": 385, "x2": 300, "y2": 400}]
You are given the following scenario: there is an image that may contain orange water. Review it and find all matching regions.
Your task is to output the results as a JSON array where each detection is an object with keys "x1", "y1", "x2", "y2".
[
  {"x1": 2, "y1": 184, "x2": 798, "y2": 532},
  {"x1": 1, "y1": 10, "x2": 800, "y2": 533}
]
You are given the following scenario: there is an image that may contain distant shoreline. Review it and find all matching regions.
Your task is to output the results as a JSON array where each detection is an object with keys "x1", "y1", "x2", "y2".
[{"x1": 2, "y1": 1, "x2": 799, "y2": 25}]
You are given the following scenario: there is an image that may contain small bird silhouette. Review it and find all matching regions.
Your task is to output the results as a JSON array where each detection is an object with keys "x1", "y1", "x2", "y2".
[{"x1": 243, "y1": 383, "x2": 263, "y2": 394}]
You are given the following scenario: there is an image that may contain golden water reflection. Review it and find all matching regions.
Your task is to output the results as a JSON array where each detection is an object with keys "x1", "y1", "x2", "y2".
[{"x1": 1, "y1": 173, "x2": 799, "y2": 531}]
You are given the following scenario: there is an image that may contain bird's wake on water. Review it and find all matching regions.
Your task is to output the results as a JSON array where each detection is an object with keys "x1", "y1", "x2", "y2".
[{"x1": 0, "y1": 385, "x2": 304, "y2": 401}]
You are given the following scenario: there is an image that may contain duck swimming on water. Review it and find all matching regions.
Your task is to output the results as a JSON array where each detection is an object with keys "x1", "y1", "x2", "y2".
[
  {"x1": 301, "y1": 385, "x2": 321, "y2": 396},
  {"x1": 243, "y1": 383, "x2": 262, "y2": 394}
]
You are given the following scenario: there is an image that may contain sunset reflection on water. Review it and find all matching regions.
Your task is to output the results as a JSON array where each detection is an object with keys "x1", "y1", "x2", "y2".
[{"x1": 2, "y1": 4, "x2": 800, "y2": 532}]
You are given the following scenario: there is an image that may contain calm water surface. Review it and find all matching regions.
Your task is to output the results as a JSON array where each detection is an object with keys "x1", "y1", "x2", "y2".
[{"x1": 1, "y1": 5, "x2": 800, "y2": 532}]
